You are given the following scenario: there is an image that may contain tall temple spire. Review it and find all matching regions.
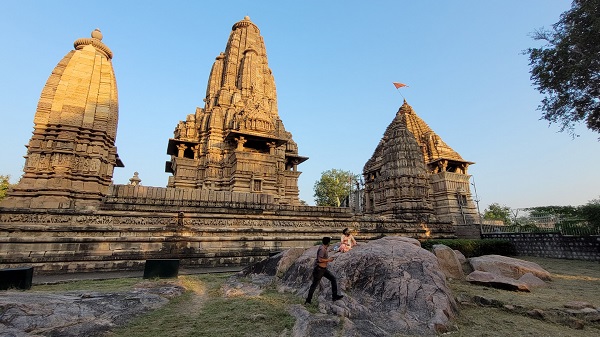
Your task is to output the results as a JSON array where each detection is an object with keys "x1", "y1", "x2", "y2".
[
  {"x1": 166, "y1": 17, "x2": 306, "y2": 205},
  {"x1": 1, "y1": 29, "x2": 123, "y2": 209}
]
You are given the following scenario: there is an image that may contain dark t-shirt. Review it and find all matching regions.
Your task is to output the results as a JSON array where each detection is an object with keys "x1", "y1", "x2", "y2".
[{"x1": 316, "y1": 244, "x2": 328, "y2": 266}]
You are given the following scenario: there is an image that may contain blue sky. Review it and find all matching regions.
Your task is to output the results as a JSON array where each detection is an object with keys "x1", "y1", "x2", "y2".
[{"x1": 1, "y1": 1, "x2": 598, "y2": 211}]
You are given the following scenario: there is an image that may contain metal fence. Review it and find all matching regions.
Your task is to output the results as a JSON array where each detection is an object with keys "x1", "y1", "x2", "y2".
[{"x1": 481, "y1": 213, "x2": 599, "y2": 236}]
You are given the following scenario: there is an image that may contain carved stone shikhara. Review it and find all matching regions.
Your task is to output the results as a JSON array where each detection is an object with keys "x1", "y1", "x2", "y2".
[
  {"x1": 363, "y1": 100, "x2": 480, "y2": 226},
  {"x1": 1, "y1": 29, "x2": 123, "y2": 209},
  {"x1": 165, "y1": 16, "x2": 306, "y2": 205}
]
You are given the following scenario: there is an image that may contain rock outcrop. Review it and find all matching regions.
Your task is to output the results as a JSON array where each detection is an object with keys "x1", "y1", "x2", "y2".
[
  {"x1": 432, "y1": 244, "x2": 465, "y2": 280},
  {"x1": 0, "y1": 284, "x2": 183, "y2": 337},
  {"x1": 465, "y1": 270, "x2": 531, "y2": 292},
  {"x1": 242, "y1": 236, "x2": 458, "y2": 336},
  {"x1": 463, "y1": 255, "x2": 551, "y2": 291},
  {"x1": 468, "y1": 255, "x2": 552, "y2": 281},
  {"x1": 453, "y1": 249, "x2": 473, "y2": 274}
]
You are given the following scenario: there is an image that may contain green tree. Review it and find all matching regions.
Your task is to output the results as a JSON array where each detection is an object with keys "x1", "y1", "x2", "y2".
[
  {"x1": 525, "y1": 0, "x2": 600, "y2": 137},
  {"x1": 0, "y1": 175, "x2": 12, "y2": 201},
  {"x1": 578, "y1": 197, "x2": 600, "y2": 230},
  {"x1": 525, "y1": 205, "x2": 579, "y2": 218},
  {"x1": 313, "y1": 169, "x2": 357, "y2": 207},
  {"x1": 483, "y1": 203, "x2": 512, "y2": 225}
]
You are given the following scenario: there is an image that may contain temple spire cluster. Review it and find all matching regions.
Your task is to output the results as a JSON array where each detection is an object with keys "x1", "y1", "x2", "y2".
[{"x1": 165, "y1": 16, "x2": 306, "y2": 204}]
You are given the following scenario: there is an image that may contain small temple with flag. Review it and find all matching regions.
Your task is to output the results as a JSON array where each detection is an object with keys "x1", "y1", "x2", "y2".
[{"x1": 362, "y1": 98, "x2": 480, "y2": 231}]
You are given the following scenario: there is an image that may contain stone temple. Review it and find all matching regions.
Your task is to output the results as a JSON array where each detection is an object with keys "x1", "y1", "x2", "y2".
[
  {"x1": 0, "y1": 17, "x2": 479, "y2": 274},
  {"x1": 1, "y1": 29, "x2": 123, "y2": 210},
  {"x1": 363, "y1": 100, "x2": 480, "y2": 228},
  {"x1": 165, "y1": 17, "x2": 306, "y2": 205}
]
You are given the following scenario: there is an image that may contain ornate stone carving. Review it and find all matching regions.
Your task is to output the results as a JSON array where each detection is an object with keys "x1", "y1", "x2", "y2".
[
  {"x1": 364, "y1": 100, "x2": 480, "y2": 225},
  {"x1": 165, "y1": 17, "x2": 307, "y2": 205},
  {"x1": 1, "y1": 29, "x2": 123, "y2": 209}
]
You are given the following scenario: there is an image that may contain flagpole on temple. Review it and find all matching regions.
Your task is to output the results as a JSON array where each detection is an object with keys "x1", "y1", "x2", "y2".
[{"x1": 392, "y1": 82, "x2": 408, "y2": 100}]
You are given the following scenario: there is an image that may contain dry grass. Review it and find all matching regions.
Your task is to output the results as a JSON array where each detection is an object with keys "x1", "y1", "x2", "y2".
[
  {"x1": 105, "y1": 273, "x2": 298, "y2": 337},
  {"x1": 447, "y1": 256, "x2": 600, "y2": 337},
  {"x1": 30, "y1": 257, "x2": 600, "y2": 336}
]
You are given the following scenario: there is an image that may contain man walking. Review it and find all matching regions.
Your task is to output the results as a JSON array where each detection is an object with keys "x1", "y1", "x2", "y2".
[{"x1": 305, "y1": 236, "x2": 344, "y2": 304}]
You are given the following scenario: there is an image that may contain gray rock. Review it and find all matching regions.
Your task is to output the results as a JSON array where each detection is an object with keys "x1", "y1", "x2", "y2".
[
  {"x1": 565, "y1": 308, "x2": 599, "y2": 315},
  {"x1": 433, "y1": 244, "x2": 465, "y2": 280},
  {"x1": 468, "y1": 255, "x2": 551, "y2": 281},
  {"x1": 564, "y1": 301, "x2": 595, "y2": 310},
  {"x1": 276, "y1": 248, "x2": 306, "y2": 278},
  {"x1": 0, "y1": 285, "x2": 183, "y2": 336},
  {"x1": 527, "y1": 308, "x2": 545, "y2": 319},
  {"x1": 240, "y1": 247, "x2": 306, "y2": 280},
  {"x1": 288, "y1": 304, "x2": 345, "y2": 337},
  {"x1": 278, "y1": 236, "x2": 458, "y2": 336},
  {"x1": 466, "y1": 270, "x2": 530, "y2": 292},
  {"x1": 518, "y1": 272, "x2": 547, "y2": 288},
  {"x1": 472, "y1": 295, "x2": 504, "y2": 307},
  {"x1": 454, "y1": 249, "x2": 473, "y2": 274}
]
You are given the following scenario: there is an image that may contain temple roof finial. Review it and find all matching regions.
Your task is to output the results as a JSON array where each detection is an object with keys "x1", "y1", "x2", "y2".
[
  {"x1": 91, "y1": 28, "x2": 103, "y2": 40},
  {"x1": 74, "y1": 28, "x2": 113, "y2": 59}
]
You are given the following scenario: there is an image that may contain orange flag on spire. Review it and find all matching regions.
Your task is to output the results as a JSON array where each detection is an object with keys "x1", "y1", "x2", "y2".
[{"x1": 393, "y1": 82, "x2": 408, "y2": 89}]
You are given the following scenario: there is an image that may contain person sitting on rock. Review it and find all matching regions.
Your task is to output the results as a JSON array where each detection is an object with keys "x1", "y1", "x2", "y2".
[
  {"x1": 339, "y1": 228, "x2": 357, "y2": 253},
  {"x1": 305, "y1": 236, "x2": 344, "y2": 304}
]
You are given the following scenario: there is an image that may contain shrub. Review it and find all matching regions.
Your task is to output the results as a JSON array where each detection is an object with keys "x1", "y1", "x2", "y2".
[{"x1": 420, "y1": 239, "x2": 516, "y2": 257}]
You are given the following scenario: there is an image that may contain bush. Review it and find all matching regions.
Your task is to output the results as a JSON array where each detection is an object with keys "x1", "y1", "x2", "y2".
[{"x1": 420, "y1": 239, "x2": 516, "y2": 257}]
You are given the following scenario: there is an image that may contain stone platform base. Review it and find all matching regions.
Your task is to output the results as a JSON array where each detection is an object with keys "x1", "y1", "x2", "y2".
[{"x1": 0, "y1": 185, "x2": 457, "y2": 274}]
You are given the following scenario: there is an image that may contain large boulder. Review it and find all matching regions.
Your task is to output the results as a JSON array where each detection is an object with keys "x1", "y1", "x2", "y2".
[
  {"x1": 453, "y1": 250, "x2": 473, "y2": 274},
  {"x1": 278, "y1": 236, "x2": 458, "y2": 336},
  {"x1": 241, "y1": 247, "x2": 305, "y2": 278},
  {"x1": 465, "y1": 270, "x2": 530, "y2": 292},
  {"x1": 0, "y1": 284, "x2": 183, "y2": 337},
  {"x1": 518, "y1": 272, "x2": 547, "y2": 288},
  {"x1": 432, "y1": 244, "x2": 465, "y2": 280},
  {"x1": 468, "y1": 255, "x2": 551, "y2": 281}
]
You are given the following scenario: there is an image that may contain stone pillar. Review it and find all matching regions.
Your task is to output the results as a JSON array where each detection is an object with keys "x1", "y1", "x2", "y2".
[
  {"x1": 236, "y1": 136, "x2": 246, "y2": 151},
  {"x1": 177, "y1": 144, "x2": 187, "y2": 158}
]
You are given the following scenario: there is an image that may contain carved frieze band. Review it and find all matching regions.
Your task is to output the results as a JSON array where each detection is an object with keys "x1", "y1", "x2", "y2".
[{"x1": 0, "y1": 213, "x2": 453, "y2": 232}]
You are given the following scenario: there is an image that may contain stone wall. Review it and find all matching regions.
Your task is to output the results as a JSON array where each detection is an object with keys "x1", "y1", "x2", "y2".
[
  {"x1": 454, "y1": 223, "x2": 481, "y2": 239},
  {"x1": 0, "y1": 186, "x2": 456, "y2": 274},
  {"x1": 483, "y1": 233, "x2": 600, "y2": 261}
]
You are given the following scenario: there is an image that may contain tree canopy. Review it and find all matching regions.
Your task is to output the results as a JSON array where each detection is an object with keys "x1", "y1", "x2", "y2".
[
  {"x1": 486, "y1": 198, "x2": 600, "y2": 231},
  {"x1": 525, "y1": 205, "x2": 579, "y2": 218},
  {"x1": 578, "y1": 197, "x2": 600, "y2": 230},
  {"x1": 0, "y1": 175, "x2": 12, "y2": 201},
  {"x1": 483, "y1": 203, "x2": 513, "y2": 225},
  {"x1": 525, "y1": 0, "x2": 600, "y2": 137},
  {"x1": 313, "y1": 169, "x2": 357, "y2": 207}
]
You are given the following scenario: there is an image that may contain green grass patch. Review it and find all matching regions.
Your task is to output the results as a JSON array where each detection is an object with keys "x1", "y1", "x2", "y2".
[
  {"x1": 191, "y1": 296, "x2": 295, "y2": 337},
  {"x1": 107, "y1": 274, "x2": 297, "y2": 337},
  {"x1": 32, "y1": 277, "x2": 141, "y2": 292}
]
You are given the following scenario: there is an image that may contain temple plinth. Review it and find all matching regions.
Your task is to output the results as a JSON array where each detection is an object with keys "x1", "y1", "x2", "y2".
[{"x1": 165, "y1": 16, "x2": 307, "y2": 205}]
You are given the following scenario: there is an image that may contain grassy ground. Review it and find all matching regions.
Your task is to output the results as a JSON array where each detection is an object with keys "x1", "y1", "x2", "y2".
[
  {"x1": 447, "y1": 256, "x2": 600, "y2": 337},
  {"x1": 31, "y1": 257, "x2": 600, "y2": 337},
  {"x1": 105, "y1": 274, "x2": 300, "y2": 337}
]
